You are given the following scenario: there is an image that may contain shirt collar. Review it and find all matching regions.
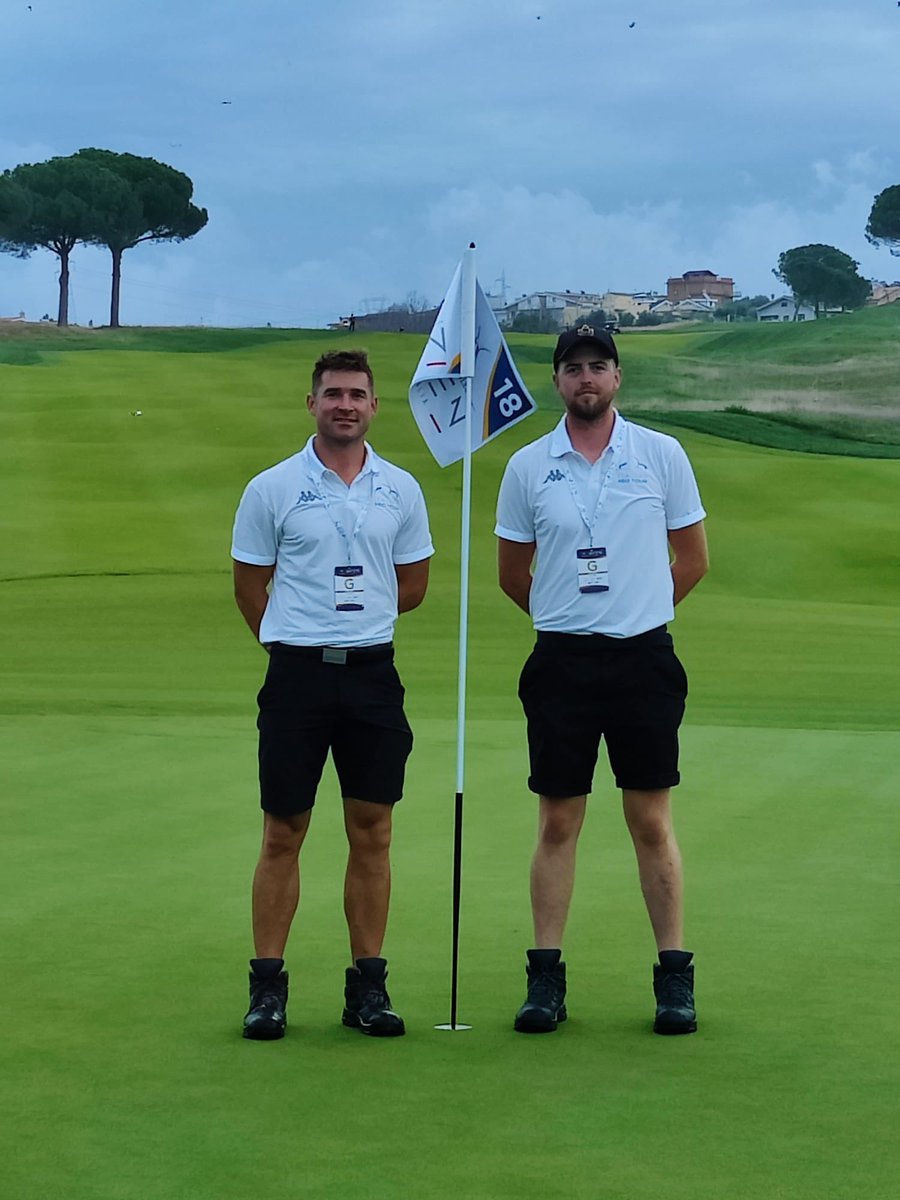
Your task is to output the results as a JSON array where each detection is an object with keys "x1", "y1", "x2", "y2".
[
  {"x1": 549, "y1": 409, "x2": 624, "y2": 459},
  {"x1": 301, "y1": 435, "x2": 378, "y2": 479}
]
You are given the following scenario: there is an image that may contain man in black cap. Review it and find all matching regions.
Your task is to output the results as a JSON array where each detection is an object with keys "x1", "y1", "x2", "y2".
[{"x1": 494, "y1": 324, "x2": 709, "y2": 1036}]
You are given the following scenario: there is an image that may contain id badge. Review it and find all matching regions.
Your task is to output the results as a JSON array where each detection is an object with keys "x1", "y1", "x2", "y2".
[
  {"x1": 577, "y1": 547, "x2": 609, "y2": 593},
  {"x1": 334, "y1": 565, "x2": 364, "y2": 611}
]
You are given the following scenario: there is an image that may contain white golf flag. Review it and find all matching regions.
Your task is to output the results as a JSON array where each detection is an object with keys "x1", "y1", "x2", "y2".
[{"x1": 409, "y1": 263, "x2": 536, "y2": 467}]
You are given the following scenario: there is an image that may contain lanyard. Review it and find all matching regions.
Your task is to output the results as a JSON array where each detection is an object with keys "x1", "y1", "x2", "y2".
[
  {"x1": 562, "y1": 421, "x2": 625, "y2": 547},
  {"x1": 309, "y1": 466, "x2": 374, "y2": 565}
]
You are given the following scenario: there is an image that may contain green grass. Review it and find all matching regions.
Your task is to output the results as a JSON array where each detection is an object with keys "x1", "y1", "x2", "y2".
[{"x1": 1, "y1": 326, "x2": 898, "y2": 1198}]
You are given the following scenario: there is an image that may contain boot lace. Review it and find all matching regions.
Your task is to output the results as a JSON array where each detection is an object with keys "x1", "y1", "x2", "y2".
[
  {"x1": 528, "y1": 969, "x2": 563, "y2": 1010},
  {"x1": 658, "y1": 971, "x2": 693, "y2": 1011}
]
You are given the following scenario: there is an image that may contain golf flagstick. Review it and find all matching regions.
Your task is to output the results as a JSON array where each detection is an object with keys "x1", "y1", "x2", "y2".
[
  {"x1": 435, "y1": 244, "x2": 476, "y2": 1032},
  {"x1": 408, "y1": 243, "x2": 536, "y2": 1031}
]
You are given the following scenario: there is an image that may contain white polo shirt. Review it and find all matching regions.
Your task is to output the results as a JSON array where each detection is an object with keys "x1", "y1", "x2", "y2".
[
  {"x1": 495, "y1": 412, "x2": 705, "y2": 638},
  {"x1": 232, "y1": 437, "x2": 434, "y2": 647}
]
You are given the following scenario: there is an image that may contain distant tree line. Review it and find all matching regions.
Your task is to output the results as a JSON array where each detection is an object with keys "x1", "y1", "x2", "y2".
[{"x1": 0, "y1": 149, "x2": 207, "y2": 327}]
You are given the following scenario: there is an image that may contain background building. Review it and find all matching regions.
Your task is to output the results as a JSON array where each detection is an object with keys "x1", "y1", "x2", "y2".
[
  {"x1": 499, "y1": 290, "x2": 607, "y2": 330},
  {"x1": 756, "y1": 296, "x2": 816, "y2": 321},
  {"x1": 666, "y1": 270, "x2": 735, "y2": 306}
]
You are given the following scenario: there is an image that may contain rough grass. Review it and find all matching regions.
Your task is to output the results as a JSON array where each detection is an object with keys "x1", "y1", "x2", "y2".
[
  {"x1": 631, "y1": 409, "x2": 900, "y2": 458},
  {"x1": 501, "y1": 308, "x2": 900, "y2": 455}
]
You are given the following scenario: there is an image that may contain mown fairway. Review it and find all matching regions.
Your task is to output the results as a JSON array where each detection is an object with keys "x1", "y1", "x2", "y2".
[{"x1": 1, "y1": 316, "x2": 897, "y2": 1199}]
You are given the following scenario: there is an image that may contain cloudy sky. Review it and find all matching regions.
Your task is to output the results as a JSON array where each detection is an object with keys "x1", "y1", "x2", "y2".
[{"x1": 2, "y1": 0, "x2": 898, "y2": 327}]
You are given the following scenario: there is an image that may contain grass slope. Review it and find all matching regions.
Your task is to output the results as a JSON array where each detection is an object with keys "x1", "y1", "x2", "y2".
[{"x1": 0, "y1": 327, "x2": 897, "y2": 1199}]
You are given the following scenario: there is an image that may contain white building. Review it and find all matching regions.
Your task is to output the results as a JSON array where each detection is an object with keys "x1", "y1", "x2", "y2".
[
  {"x1": 756, "y1": 296, "x2": 815, "y2": 322},
  {"x1": 499, "y1": 290, "x2": 607, "y2": 330},
  {"x1": 601, "y1": 291, "x2": 665, "y2": 318}
]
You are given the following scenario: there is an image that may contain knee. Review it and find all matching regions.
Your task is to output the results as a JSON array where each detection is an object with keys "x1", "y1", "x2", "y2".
[
  {"x1": 626, "y1": 808, "x2": 673, "y2": 849},
  {"x1": 347, "y1": 810, "x2": 393, "y2": 857},
  {"x1": 260, "y1": 814, "x2": 307, "y2": 859},
  {"x1": 623, "y1": 791, "x2": 675, "y2": 849},
  {"x1": 538, "y1": 805, "x2": 583, "y2": 848}
]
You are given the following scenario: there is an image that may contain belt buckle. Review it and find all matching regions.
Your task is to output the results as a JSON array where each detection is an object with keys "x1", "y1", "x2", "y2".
[{"x1": 322, "y1": 647, "x2": 348, "y2": 665}]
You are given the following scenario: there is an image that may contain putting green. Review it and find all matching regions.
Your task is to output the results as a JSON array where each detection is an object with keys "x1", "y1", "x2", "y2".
[{"x1": 1, "y1": 327, "x2": 897, "y2": 1199}]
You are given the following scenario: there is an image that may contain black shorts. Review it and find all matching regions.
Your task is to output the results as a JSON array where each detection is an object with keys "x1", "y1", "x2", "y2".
[
  {"x1": 517, "y1": 627, "x2": 687, "y2": 797},
  {"x1": 256, "y1": 643, "x2": 413, "y2": 817}
]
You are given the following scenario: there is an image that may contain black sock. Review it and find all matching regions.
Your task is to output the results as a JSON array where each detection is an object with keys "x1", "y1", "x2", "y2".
[
  {"x1": 658, "y1": 949, "x2": 693, "y2": 972},
  {"x1": 528, "y1": 948, "x2": 562, "y2": 968},
  {"x1": 250, "y1": 957, "x2": 284, "y2": 980}
]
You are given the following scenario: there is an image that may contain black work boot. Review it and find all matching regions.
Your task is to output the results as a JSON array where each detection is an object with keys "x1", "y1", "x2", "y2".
[
  {"x1": 242, "y1": 959, "x2": 289, "y2": 1040},
  {"x1": 342, "y1": 957, "x2": 405, "y2": 1037},
  {"x1": 514, "y1": 948, "x2": 567, "y2": 1033},
  {"x1": 653, "y1": 953, "x2": 697, "y2": 1035}
]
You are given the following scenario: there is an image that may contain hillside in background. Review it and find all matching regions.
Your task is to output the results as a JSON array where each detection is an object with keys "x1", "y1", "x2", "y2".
[{"x1": 2, "y1": 302, "x2": 899, "y2": 455}]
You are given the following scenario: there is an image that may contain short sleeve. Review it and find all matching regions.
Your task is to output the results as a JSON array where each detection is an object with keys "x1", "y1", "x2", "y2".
[
  {"x1": 231, "y1": 481, "x2": 277, "y2": 565},
  {"x1": 664, "y1": 442, "x2": 706, "y2": 530},
  {"x1": 393, "y1": 480, "x2": 435, "y2": 565},
  {"x1": 494, "y1": 456, "x2": 535, "y2": 543}
]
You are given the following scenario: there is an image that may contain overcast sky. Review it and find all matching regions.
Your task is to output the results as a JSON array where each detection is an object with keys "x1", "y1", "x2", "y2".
[{"x1": 2, "y1": 0, "x2": 898, "y2": 327}]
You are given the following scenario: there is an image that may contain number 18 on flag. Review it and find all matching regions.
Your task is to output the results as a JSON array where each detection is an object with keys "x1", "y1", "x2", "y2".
[{"x1": 408, "y1": 262, "x2": 536, "y2": 467}]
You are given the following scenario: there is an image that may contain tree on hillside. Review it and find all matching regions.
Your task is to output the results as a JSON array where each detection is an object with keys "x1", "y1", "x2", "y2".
[
  {"x1": 384, "y1": 291, "x2": 432, "y2": 315},
  {"x1": 714, "y1": 294, "x2": 771, "y2": 321},
  {"x1": 510, "y1": 310, "x2": 558, "y2": 334},
  {"x1": 0, "y1": 155, "x2": 132, "y2": 325},
  {"x1": 74, "y1": 149, "x2": 208, "y2": 328},
  {"x1": 774, "y1": 244, "x2": 870, "y2": 316},
  {"x1": 575, "y1": 307, "x2": 611, "y2": 328},
  {"x1": 865, "y1": 184, "x2": 900, "y2": 256}
]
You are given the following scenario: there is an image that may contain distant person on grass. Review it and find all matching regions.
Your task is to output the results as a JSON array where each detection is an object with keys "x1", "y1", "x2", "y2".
[
  {"x1": 231, "y1": 349, "x2": 434, "y2": 1040},
  {"x1": 494, "y1": 325, "x2": 709, "y2": 1036}
]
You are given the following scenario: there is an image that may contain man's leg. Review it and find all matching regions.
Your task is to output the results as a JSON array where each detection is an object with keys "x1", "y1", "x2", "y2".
[
  {"x1": 514, "y1": 795, "x2": 586, "y2": 1033},
  {"x1": 531, "y1": 795, "x2": 587, "y2": 948},
  {"x1": 622, "y1": 788, "x2": 696, "y2": 1034},
  {"x1": 341, "y1": 797, "x2": 404, "y2": 1037},
  {"x1": 621, "y1": 788, "x2": 682, "y2": 951},
  {"x1": 342, "y1": 797, "x2": 393, "y2": 960},
  {"x1": 244, "y1": 810, "x2": 312, "y2": 1040},
  {"x1": 251, "y1": 810, "x2": 312, "y2": 958}
]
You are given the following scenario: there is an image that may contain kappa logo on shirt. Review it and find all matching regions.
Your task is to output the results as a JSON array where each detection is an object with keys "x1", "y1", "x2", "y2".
[
  {"x1": 543, "y1": 469, "x2": 565, "y2": 484},
  {"x1": 296, "y1": 490, "x2": 320, "y2": 504}
]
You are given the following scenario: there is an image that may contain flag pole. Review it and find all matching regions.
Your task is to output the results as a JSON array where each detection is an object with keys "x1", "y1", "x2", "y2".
[{"x1": 437, "y1": 242, "x2": 476, "y2": 1032}]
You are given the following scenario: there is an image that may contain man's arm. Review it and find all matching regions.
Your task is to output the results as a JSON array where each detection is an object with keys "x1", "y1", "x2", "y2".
[
  {"x1": 668, "y1": 521, "x2": 708, "y2": 605},
  {"x1": 498, "y1": 537, "x2": 536, "y2": 615},
  {"x1": 233, "y1": 560, "x2": 275, "y2": 641},
  {"x1": 396, "y1": 558, "x2": 430, "y2": 613}
]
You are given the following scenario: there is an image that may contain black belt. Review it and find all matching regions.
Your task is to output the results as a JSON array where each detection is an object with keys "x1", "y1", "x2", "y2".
[
  {"x1": 269, "y1": 642, "x2": 394, "y2": 665},
  {"x1": 536, "y1": 626, "x2": 666, "y2": 651}
]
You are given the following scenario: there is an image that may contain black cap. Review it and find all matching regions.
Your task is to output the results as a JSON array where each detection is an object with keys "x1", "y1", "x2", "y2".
[{"x1": 553, "y1": 324, "x2": 619, "y2": 370}]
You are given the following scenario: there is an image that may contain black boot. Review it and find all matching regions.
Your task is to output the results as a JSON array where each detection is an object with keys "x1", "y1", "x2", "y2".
[
  {"x1": 514, "y1": 948, "x2": 567, "y2": 1033},
  {"x1": 342, "y1": 957, "x2": 405, "y2": 1037},
  {"x1": 653, "y1": 955, "x2": 697, "y2": 1035},
  {"x1": 242, "y1": 961, "x2": 288, "y2": 1040}
]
